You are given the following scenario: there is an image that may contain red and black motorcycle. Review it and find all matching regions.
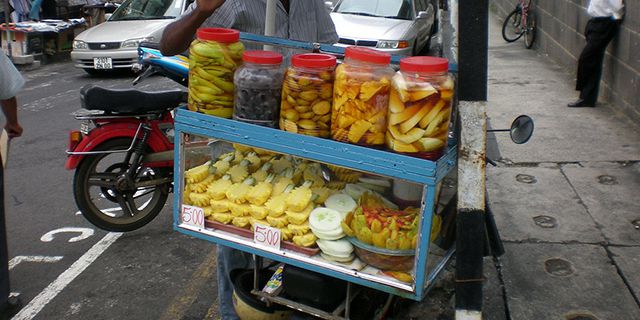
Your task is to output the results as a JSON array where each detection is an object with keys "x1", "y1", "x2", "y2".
[{"x1": 66, "y1": 43, "x2": 188, "y2": 231}]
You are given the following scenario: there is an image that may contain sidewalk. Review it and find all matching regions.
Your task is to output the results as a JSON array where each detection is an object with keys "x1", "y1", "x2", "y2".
[{"x1": 483, "y1": 9, "x2": 640, "y2": 320}]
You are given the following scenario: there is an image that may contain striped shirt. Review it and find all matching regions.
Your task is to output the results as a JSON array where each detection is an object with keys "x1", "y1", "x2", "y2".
[{"x1": 183, "y1": 0, "x2": 339, "y2": 45}]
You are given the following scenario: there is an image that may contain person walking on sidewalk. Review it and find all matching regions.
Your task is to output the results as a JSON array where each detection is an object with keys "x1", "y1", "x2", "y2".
[
  {"x1": 568, "y1": 0, "x2": 624, "y2": 108},
  {"x1": 160, "y1": 1, "x2": 338, "y2": 319},
  {"x1": 0, "y1": 50, "x2": 24, "y2": 317}
]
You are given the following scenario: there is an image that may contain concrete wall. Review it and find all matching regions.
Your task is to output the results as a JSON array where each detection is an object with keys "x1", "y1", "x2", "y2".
[{"x1": 491, "y1": 0, "x2": 640, "y2": 122}]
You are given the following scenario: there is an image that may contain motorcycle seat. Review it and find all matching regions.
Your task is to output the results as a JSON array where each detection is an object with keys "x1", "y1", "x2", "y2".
[{"x1": 80, "y1": 85, "x2": 186, "y2": 114}]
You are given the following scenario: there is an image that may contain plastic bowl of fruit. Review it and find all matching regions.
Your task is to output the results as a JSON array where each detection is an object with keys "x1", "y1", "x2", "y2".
[{"x1": 347, "y1": 237, "x2": 415, "y2": 271}]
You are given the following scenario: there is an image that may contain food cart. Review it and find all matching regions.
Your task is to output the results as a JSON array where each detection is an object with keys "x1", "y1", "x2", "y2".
[{"x1": 171, "y1": 1, "x2": 492, "y2": 319}]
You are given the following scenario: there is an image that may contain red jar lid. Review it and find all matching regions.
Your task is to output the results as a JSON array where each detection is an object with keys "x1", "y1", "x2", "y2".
[
  {"x1": 292, "y1": 53, "x2": 337, "y2": 68},
  {"x1": 400, "y1": 56, "x2": 449, "y2": 73},
  {"x1": 345, "y1": 46, "x2": 391, "y2": 65},
  {"x1": 197, "y1": 28, "x2": 240, "y2": 43},
  {"x1": 243, "y1": 50, "x2": 283, "y2": 64}
]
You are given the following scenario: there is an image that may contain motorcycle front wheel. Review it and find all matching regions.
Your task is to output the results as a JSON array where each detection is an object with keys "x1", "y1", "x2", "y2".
[{"x1": 73, "y1": 138, "x2": 171, "y2": 232}]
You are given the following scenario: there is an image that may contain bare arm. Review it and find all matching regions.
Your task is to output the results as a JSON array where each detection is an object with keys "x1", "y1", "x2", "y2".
[
  {"x1": 160, "y1": 0, "x2": 226, "y2": 56},
  {"x1": 1, "y1": 97, "x2": 23, "y2": 138}
]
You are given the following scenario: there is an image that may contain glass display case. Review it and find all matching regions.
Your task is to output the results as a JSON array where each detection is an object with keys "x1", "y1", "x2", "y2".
[{"x1": 172, "y1": 108, "x2": 457, "y2": 301}]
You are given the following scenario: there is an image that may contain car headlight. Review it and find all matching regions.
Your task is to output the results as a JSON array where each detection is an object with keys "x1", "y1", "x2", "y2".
[
  {"x1": 122, "y1": 37, "x2": 155, "y2": 48},
  {"x1": 377, "y1": 40, "x2": 410, "y2": 49},
  {"x1": 73, "y1": 40, "x2": 88, "y2": 50}
]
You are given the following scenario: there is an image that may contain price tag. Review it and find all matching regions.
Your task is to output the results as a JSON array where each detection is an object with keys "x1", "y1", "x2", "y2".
[
  {"x1": 253, "y1": 224, "x2": 281, "y2": 250},
  {"x1": 181, "y1": 205, "x2": 205, "y2": 229}
]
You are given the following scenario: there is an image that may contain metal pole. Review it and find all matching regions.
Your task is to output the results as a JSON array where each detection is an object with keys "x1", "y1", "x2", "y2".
[
  {"x1": 263, "y1": 0, "x2": 277, "y2": 51},
  {"x1": 3, "y1": 0, "x2": 12, "y2": 58},
  {"x1": 458, "y1": 0, "x2": 488, "y2": 101}
]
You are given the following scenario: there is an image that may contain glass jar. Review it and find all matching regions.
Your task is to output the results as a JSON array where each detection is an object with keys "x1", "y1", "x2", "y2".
[
  {"x1": 233, "y1": 51, "x2": 285, "y2": 128},
  {"x1": 280, "y1": 53, "x2": 337, "y2": 138},
  {"x1": 331, "y1": 47, "x2": 394, "y2": 147},
  {"x1": 387, "y1": 56, "x2": 454, "y2": 160},
  {"x1": 188, "y1": 28, "x2": 244, "y2": 118}
]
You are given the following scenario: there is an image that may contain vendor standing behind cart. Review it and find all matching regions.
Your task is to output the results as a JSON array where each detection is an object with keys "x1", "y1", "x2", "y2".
[{"x1": 160, "y1": 1, "x2": 338, "y2": 319}]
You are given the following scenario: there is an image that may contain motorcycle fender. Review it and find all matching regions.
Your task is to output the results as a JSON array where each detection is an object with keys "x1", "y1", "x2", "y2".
[{"x1": 65, "y1": 123, "x2": 172, "y2": 170}]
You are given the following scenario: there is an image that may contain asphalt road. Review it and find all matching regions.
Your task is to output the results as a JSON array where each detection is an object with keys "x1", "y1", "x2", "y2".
[{"x1": 5, "y1": 63, "x2": 219, "y2": 320}]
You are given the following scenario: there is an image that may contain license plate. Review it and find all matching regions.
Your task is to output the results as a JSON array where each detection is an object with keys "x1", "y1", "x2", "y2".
[
  {"x1": 80, "y1": 121, "x2": 92, "y2": 135},
  {"x1": 93, "y1": 57, "x2": 113, "y2": 69}
]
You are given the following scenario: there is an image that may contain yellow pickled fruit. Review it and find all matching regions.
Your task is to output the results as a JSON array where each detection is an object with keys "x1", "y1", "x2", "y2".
[
  {"x1": 283, "y1": 109, "x2": 299, "y2": 122},
  {"x1": 371, "y1": 219, "x2": 382, "y2": 233},
  {"x1": 287, "y1": 95, "x2": 297, "y2": 105},
  {"x1": 398, "y1": 235, "x2": 412, "y2": 250},
  {"x1": 298, "y1": 120, "x2": 316, "y2": 130},
  {"x1": 299, "y1": 90, "x2": 319, "y2": 102},
  {"x1": 296, "y1": 98, "x2": 311, "y2": 106},
  {"x1": 319, "y1": 114, "x2": 331, "y2": 123},
  {"x1": 320, "y1": 84, "x2": 333, "y2": 99},
  {"x1": 319, "y1": 71, "x2": 332, "y2": 81},
  {"x1": 300, "y1": 112, "x2": 315, "y2": 119},
  {"x1": 357, "y1": 227, "x2": 373, "y2": 245},
  {"x1": 298, "y1": 77, "x2": 312, "y2": 86},
  {"x1": 348, "y1": 120, "x2": 373, "y2": 144},
  {"x1": 295, "y1": 106, "x2": 310, "y2": 113},
  {"x1": 312, "y1": 101, "x2": 331, "y2": 115},
  {"x1": 281, "y1": 100, "x2": 293, "y2": 110},
  {"x1": 282, "y1": 120, "x2": 298, "y2": 133},
  {"x1": 385, "y1": 238, "x2": 399, "y2": 250}
]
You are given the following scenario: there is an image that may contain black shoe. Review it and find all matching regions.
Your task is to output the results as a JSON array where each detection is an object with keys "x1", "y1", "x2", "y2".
[{"x1": 567, "y1": 99, "x2": 594, "y2": 108}]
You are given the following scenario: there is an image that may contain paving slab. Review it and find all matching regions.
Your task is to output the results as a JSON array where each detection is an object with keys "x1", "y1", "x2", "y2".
[
  {"x1": 486, "y1": 14, "x2": 640, "y2": 164},
  {"x1": 487, "y1": 167, "x2": 603, "y2": 243},
  {"x1": 501, "y1": 243, "x2": 640, "y2": 319},
  {"x1": 562, "y1": 166, "x2": 640, "y2": 245},
  {"x1": 609, "y1": 246, "x2": 640, "y2": 303}
]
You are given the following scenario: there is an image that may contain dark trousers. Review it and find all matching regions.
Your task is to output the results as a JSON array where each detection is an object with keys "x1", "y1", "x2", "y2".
[
  {"x1": 0, "y1": 164, "x2": 8, "y2": 314},
  {"x1": 576, "y1": 17, "x2": 620, "y2": 105}
]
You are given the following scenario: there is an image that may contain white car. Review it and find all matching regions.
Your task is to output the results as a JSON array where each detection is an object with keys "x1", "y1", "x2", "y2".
[
  {"x1": 71, "y1": 0, "x2": 191, "y2": 74},
  {"x1": 330, "y1": 0, "x2": 437, "y2": 56}
]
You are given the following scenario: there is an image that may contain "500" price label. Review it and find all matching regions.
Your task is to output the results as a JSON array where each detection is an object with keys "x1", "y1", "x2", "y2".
[
  {"x1": 254, "y1": 224, "x2": 281, "y2": 250},
  {"x1": 181, "y1": 205, "x2": 205, "y2": 229}
]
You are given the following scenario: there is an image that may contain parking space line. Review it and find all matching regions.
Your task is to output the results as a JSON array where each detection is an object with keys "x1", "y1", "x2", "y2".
[
  {"x1": 11, "y1": 232, "x2": 123, "y2": 320},
  {"x1": 158, "y1": 248, "x2": 217, "y2": 320}
]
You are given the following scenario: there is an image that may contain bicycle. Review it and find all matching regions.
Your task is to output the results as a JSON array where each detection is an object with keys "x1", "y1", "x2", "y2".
[{"x1": 501, "y1": 0, "x2": 537, "y2": 49}]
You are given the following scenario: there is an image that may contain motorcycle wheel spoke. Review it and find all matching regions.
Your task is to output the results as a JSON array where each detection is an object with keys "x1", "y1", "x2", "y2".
[
  {"x1": 124, "y1": 194, "x2": 139, "y2": 216},
  {"x1": 132, "y1": 188, "x2": 155, "y2": 199},
  {"x1": 115, "y1": 193, "x2": 133, "y2": 217},
  {"x1": 87, "y1": 173, "x2": 118, "y2": 188}
]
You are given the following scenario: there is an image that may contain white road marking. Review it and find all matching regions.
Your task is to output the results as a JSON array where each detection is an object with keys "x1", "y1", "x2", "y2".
[
  {"x1": 12, "y1": 232, "x2": 123, "y2": 320},
  {"x1": 8, "y1": 256, "x2": 64, "y2": 270},
  {"x1": 40, "y1": 227, "x2": 95, "y2": 243}
]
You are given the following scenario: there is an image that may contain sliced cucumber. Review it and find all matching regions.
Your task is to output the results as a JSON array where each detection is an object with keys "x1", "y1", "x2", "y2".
[
  {"x1": 324, "y1": 193, "x2": 357, "y2": 214},
  {"x1": 316, "y1": 238, "x2": 354, "y2": 257},
  {"x1": 311, "y1": 225, "x2": 345, "y2": 241},
  {"x1": 344, "y1": 184, "x2": 370, "y2": 201},
  {"x1": 359, "y1": 176, "x2": 392, "y2": 188},
  {"x1": 309, "y1": 207, "x2": 342, "y2": 232},
  {"x1": 356, "y1": 182, "x2": 388, "y2": 193},
  {"x1": 321, "y1": 252, "x2": 355, "y2": 263}
]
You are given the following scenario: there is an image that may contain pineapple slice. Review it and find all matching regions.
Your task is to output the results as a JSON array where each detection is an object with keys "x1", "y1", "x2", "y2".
[
  {"x1": 232, "y1": 216, "x2": 251, "y2": 229},
  {"x1": 280, "y1": 228, "x2": 294, "y2": 241},
  {"x1": 285, "y1": 203, "x2": 314, "y2": 225},
  {"x1": 285, "y1": 181, "x2": 314, "y2": 212},
  {"x1": 265, "y1": 184, "x2": 294, "y2": 217},
  {"x1": 311, "y1": 187, "x2": 333, "y2": 204},
  {"x1": 359, "y1": 81, "x2": 386, "y2": 101},
  {"x1": 251, "y1": 162, "x2": 272, "y2": 182},
  {"x1": 266, "y1": 215, "x2": 289, "y2": 228},
  {"x1": 288, "y1": 222, "x2": 311, "y2": 237},
  {"x1": 249, "y1": 205, "x2": 269, "y2": 220},
  {"x1": 228, "y1": 159, "x2": 250, "y2": 183},
  {"x1": 225, "y1": 177, "x2": 256, "y2": 204},
  {"x1": 212, "y1": 212, "x2": 233, "y2": 224},
  {"x1": 210, "y1": 153, "x2": 234, "y2": 177},
  {"x1": 244, "y1": 152, "x2": 261, "y2": 171},
  {"x1": 272, "y1": 168, "x2": 295, "y2": 196},
  {"x1": 209, "y1": 199, "x2": 233, "y2": 212},
  {"x1": 246, "y1": 174, "x2": 276, "y2": 206},
  {"x1": 229, "y1": 203, "x2": 250, "y2": 217},
  {"x1": 303, "y1": 164, "x2": 325, "y2": 188},
  {"x1": 192, "y1": 175, "x2": 216, "y2": 193},
  {"x1": 206, "y1": 175, "x2": 233, "y2": 200},
  {"x1": 292, "y1": 232, "x2": 317, "y2": 247},
  {"x1": 271, "y1": 157, "x2": 293, "y2": 174},
  {"x1": 185, "y1": 161, "x2": 211, "y2": 184},
  {"x1": 189, "y1": 192, "x2": 211, "y2": 207}
]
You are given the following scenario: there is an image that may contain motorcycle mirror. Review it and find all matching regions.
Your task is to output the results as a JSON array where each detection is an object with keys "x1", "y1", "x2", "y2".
[{"x1": 509, "y1": 115, "x2": 534, "y2": 144}]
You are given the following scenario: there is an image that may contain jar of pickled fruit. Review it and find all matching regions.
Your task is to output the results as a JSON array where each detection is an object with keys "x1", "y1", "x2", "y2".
[
  {"x1": 188, "y1": 28, "x2": 244, "y2": 118},
  {"x1": 331, "y1": 47, "x2": 394, "y2": 147},
  {"x1": 387, "y1": 56, "x2": 454, "y2": 159},
  {"x1": 233, "y1": 51, "x2": 285, "y2": 128},
  {"x1": 280, "y1": 53, "x2": 337, "y2": 137}
]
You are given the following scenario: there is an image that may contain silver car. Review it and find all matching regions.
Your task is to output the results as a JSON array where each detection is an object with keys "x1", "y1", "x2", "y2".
[
  {"x1": 330, "y1": 0, "x2": 437, "y2": 56},
  {"x1": 71, "y1": 0, "x2": 190, "y2": 74}
]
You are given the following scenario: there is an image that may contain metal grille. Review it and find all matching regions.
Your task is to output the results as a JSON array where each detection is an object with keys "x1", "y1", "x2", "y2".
[
  {"x1": 88, "y1": 42, "x2": 121, "y2": 50},
  {"x1": 337, "y1": 38, "x2": 378, "y2": 47}
]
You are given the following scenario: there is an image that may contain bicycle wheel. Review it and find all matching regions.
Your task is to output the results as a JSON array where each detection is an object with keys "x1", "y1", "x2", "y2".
[
  {"x1": 502, "y1": 8, "x2": 524, "y2": 42},
  {"x1": 524, "y1": 9, "x2": 537, "y2": 49}
]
